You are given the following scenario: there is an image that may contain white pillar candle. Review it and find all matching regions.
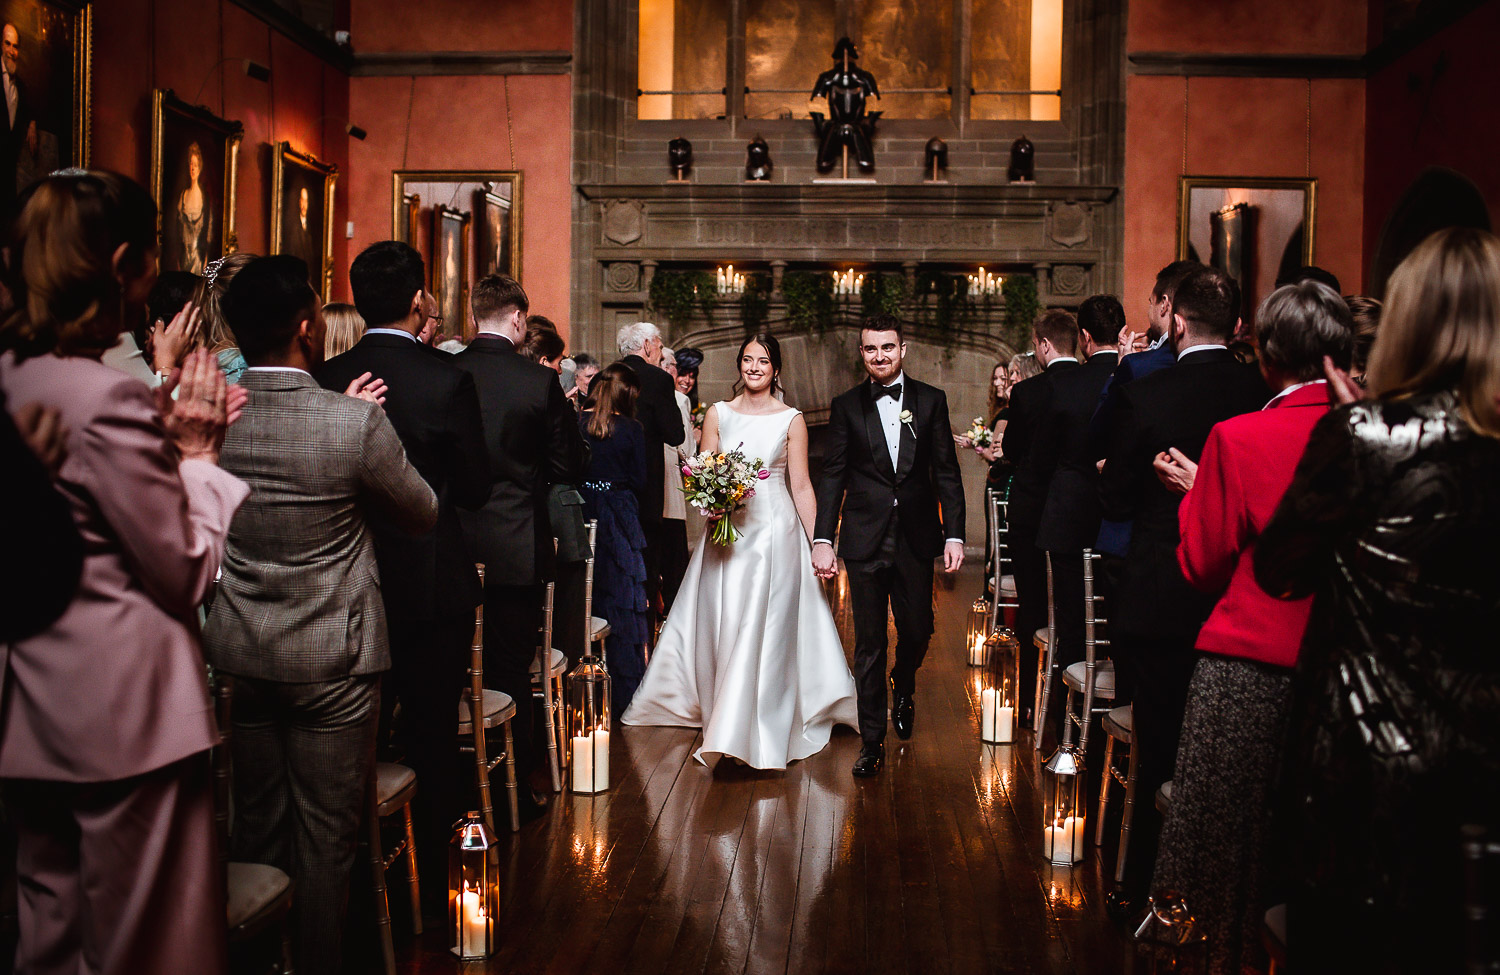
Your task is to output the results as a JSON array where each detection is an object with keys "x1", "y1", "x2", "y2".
[
  {"x1": 458, "y1": 886, "x2": 488, "y2": 956},
  {"x1": 571, "y1": 728, "x2": 611, "y2": 792},
  {"x1": 979, "y1": 688, "x2": 1015, "y2": 743},
  {"x1": 1043, "y1": 815, "x2": 1086, "y2": 865},
  {"x1": 969, "y1": 635, "x2": 986, "y2": 666}
]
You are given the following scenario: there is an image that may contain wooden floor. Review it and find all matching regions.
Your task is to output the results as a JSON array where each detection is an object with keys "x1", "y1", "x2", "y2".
[{"x1": 396, "y1": 565, "x2": 1141, "y2": 974}]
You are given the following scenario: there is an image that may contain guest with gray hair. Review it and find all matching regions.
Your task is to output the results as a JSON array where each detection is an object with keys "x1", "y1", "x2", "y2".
[
  {"x1": 1147, "y1": 280, "x2": 1353, "y2": 975},
  {"x1": 656, "y1": 345, "x2": 694, "y2": 609},
  {"x1": 616, "y1": 320, "x2": 685, "y2": 629}
]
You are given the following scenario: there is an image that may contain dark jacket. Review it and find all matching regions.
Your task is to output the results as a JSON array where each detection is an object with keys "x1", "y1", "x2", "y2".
[
  {"x1": 454, "y1": 334, "x2": 586, "y2": 585},
  {"x1": 814, "y1": 376, "x2": 966, "y2": 561},
  {"x1": 1036, "y1": 351, "x2": 1118, "y2": 552},
  {"x1": 1001, "y1": 359, "x2": 1081, "y2": 531},
  {"x1": 618, "y1": 353, "x2": 685, "y2": 526},
  {"x1": 317, "y1": 332, "x2": 489, "y2": 621},
  {"x1": 1099, "y1": 347, "x2": 1267, "y2": 640}
]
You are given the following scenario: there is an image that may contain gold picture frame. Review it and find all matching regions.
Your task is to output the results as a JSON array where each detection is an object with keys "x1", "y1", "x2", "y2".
[
  {"x1": 433, "y1": 204, "x2": 471, "y2": 342},
  {"x1": 1177, "y1": 176, "x2": 1318, "y2": 318},
  {"x1": 391, "y1": 170, "x2": 522, "y2": 281},
  {"x1": 0, "y1": 0, "x2": 92, "y2": 189},
  {"x1": 271, "y1": 141, "x2": 337, "y2": 300},
  {"x1": 149, "y1": 89, "x2": 242, "y2": 272}
]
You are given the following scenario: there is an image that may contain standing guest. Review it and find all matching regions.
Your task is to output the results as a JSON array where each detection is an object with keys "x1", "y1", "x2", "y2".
[
  {"x1": 657, "y1": 346, "x2": 694, "y2": 610},
  {"x1": 615, "y1": 321, "x2": 687, "y2": 630},
  {"x1": 1036, "y1": 296, "x2": 1123, "y2": 722},
  {"x1": 0, "y1": 171, "x2": 249, "y2": 975},
  {"x1": 1098, "y1": 265, "x2": 1269, "y2": 910},
  {"x1": 999, "y1": 310, "x2": 1082, "y2": 725},
  {"x1": 961, "y1": 360, "x2": 1013, "y2": 599},
  {"x1": 519, "y1": 318, "x2": 566, "y2": 369},
  {"x1": 321, "y1": 301, "x2": 365, "y2": 360},
  {"x1": 140, "y1": 270, "x2": 205, "y2": 383},
  {"x1": 455, "y1": 274, "x2": 585, "y2": 816},
  {"x1": 200, "y1": 252, "x2": 256, "y2": 384},
  {"x1": 1255, "y1": 228, "x2": 1500, "y2": 973},
  {"x1": 1344, "y1": 294, "x2": 1382, "y2": 384},
  {"x1": 317, "y1": 240, "x2": 489, "y2": 912},
  {"x1": 570, "y1": 352, "x2": 600, "y2": 406},
  {"x1": 578, "y1": 363, "x2": 650, "y2": 709},
  {"x1": 1150, "y1": 282, "x2": 1353, "y2": 974},
  {"x1": 205, "y1": 255, "x2": 437, "y2": 975},
  {"x1": 674, "y1": 346, "x2": 704, "y2": 407}
]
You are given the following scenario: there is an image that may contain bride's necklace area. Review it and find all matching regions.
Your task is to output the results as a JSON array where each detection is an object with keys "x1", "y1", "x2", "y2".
[{"x1": 729, "y1": 389, "x2": 785, "y2": 415}]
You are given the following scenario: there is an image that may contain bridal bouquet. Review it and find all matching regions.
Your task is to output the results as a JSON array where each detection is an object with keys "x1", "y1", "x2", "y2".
[
  {"x1": 690, "y1": 402, "x2": 709, "y2": 430},
  {"x1": 681, "y1": 445, "x2": 769, "y2": 546},
  {"x1": 963, "y1": 416, "x2": 994, "y2": 447}
]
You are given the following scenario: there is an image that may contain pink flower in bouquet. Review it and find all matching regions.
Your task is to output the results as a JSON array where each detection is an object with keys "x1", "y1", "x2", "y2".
[
  {"x1": 757, "y1": 469, "x2": 770, "y2": 480},
  {"x1": 681, "y1": 465, "x2": 692, "y2": 476}
]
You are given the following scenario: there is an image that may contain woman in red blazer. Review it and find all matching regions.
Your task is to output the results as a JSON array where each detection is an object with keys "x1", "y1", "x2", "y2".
[{"x1": 1147, "y1": 281, "x2": 1356, "y2": 975}]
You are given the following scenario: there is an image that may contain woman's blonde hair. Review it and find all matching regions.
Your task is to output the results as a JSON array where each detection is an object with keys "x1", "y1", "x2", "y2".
[
  {"x1": 1366, "y1": 227, "x2": 1500, "y2": 438},
  {"x1": 1008, "y1": 351, "x2": 1042, "y2": 383},
  {"x1": 0, "y1": 171, "x2": 158, "y2": 360},
  {"x1": 322, "y1": 302, "x2": 365, "y2": 360},
  {"x1": 199, "y1": 251, "x2": 257, "y2": 353}
]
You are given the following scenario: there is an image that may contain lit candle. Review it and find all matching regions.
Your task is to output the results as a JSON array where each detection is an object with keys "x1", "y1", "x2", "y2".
[
  {"x1": 571, "y1": 728, "x2": 611, "y2": 792},
  {"x1": 980, "y1": 688, "x2": 1014, "y2": 743},
  {"x1": 458, "y1": 885, "x2": 488, "y2": 956},
  {"x1": 969, "y1": 634, "x2": 986, "y2": 666},
  {"x1": 1043, "y1": 815, "x2": 1086, "y2": 865}
]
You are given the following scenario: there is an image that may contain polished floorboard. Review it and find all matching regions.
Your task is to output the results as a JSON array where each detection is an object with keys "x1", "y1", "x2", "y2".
[{"x1": 395, "y1": 565, "x2": 1139, "y2": 974}]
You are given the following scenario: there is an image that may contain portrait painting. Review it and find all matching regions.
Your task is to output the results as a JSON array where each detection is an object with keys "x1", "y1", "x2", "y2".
[
  {"x1": 1178, "y1": 176, "x2": 1317, "y2": 324},
  {"x1": 0, "y1": 0, "x2": 90, "y2": 221},
  {"x1": 433, "y1": 204, "x2": 470, "y2": 341},
  {"x1": 476, "y1": 185, "x2": 517, "y2": 279},
  {"x1": 272, "y1": 142, "x2": 337, "y2": 300},
  {"x1": 150, "y1": 90, "x2": 241, "y2": 274}
]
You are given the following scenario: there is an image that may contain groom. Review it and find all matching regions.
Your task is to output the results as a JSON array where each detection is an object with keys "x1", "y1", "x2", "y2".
[{"x1": 813, "y1": 314, "x2": 966, "y2": 777}]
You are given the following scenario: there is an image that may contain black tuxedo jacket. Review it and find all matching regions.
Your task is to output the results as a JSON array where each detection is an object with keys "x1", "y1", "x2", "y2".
[
  {"x1": 454, "y1": 334, "x2": 586, "y2": 586},
  {"x1": 814, "y1": 376, "x2": 966, "y2": 561},
  {"x1": 1001, "y1": 359, "x2": 1081, "y2": 531},
  {"x1": 1099, "y1": 347, "x2": 1270, "y2": 640},
  {"x1": 316, "y1": 332, "x2": 489, "y2": 621},
  {"x1": 1036, "y1": 351, "x2": 1119, "y2": 552},
  {"x1": 619, "y1": 353, "x2": 685, "y2": 526}
]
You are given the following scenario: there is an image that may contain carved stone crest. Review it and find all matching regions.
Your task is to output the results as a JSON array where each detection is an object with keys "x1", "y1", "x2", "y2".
[
  {"x1": 605, "y1": 261, "x2": 640, "y2": 292},
  {"x1": 1049, "y1": 202, "x2": 1091, "y2": 248},
  {"x1": 1051, "y1": 264, "x2": 1087, "y2": 296},
  {"x1": 602, "y1": 199, "x2": 644, "y2": 246}
]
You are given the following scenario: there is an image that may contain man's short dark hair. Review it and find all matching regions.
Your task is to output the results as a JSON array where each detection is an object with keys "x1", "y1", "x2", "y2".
[
  {"x1": 1032, "y1": 308, "x2": 1079, "y2": 356},
  {"x1": 1171, "y1": 266, "x2": 1239, "y2": 340},
  {"x1": 860, "y1": 313, "x2": 903, "y2": 342},
  {"x1": 1152, "y1": 260, "x2": 1202, "y2": 301},
  {"x1": 349, "y1": 240, "x2": 425, "y2": 327},
  {"x1": 471, "y1": 274, "x2": 529, "y2": 324},
  {"x1": 1077, "y1": 294, "x2": 1125, "y2": 346},
  {"x1": 1275, "y1": 264, "x2": 1341, "y2": 294},
  {"x1": 222, "y1": 256, "x2": 317, "y2": 362},
  {"x1": 571, "y1": 352, "x2": 597, "y2": 369}
]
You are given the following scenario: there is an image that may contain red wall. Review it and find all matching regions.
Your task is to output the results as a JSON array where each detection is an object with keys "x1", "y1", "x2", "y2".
[
  {"x1": 1123, "y1": 0, "x2": 1368, "y2": 315},
  {"x1": 350, "y1": 0, "x2": 570, "y2": 52},
  {"x1": 92, "y1": 0, "x2": 352, "y2": 296}
]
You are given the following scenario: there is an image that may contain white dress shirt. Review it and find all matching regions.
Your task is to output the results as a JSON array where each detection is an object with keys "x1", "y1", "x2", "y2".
[
  {"x1": 1176, "y1": 342, "x2": 1228, "y2": 361},
  {"x1": 364, "y1": 327, "x2": 416, "y2": 342},
  {"x1": 3, "y1": 71, "x2": 16, "y2": 128}
]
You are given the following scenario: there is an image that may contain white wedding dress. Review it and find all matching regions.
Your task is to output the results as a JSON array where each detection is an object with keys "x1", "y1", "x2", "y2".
[{"x1": 621, "y1": 403, "x2": 859, "y2": 769}]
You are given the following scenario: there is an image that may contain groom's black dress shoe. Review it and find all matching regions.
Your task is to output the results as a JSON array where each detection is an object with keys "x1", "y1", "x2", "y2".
[
  {"x1": 852, "y1": 743, "x2": 884, "y2": 777},
  {"x1": 892, "y1": 691, "x2": 915, "y2": 740}
]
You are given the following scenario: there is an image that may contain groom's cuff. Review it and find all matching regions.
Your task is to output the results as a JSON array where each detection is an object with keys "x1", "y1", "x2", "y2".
[
  {"x1": 812, "y1": 538, "x2": 833, "y2": 547},
  {"x1": 945, "y1": 537, "x2": 963, "y2": 544}
]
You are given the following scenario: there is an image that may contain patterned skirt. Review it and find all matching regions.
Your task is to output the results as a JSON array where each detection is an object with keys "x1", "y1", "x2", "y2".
[{"x1": 579, "y1": 485, "x2": 649, "y2": 713}]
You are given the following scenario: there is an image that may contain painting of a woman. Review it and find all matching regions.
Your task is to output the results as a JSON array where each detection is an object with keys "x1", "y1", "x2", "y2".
[{"x1": 175, "y1": 141, "x2": 213, "y2": 273}]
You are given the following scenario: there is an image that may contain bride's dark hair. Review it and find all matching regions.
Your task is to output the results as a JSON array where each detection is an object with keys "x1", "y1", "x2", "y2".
[{"x1": 732, "y1": 331, "x2": 783, "y2": 396}]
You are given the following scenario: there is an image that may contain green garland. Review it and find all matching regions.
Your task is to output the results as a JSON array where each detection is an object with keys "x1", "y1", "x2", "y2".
[
  {"x1": 1001, "y1": 274, "x2": 1039, "y2": 352},
  {"x1": 781, "y1": 270, "x2": 837, "y2": 335},
  {"x1": 647, "y1": 270, "x2": 718, "y2": 332},
  {"x1": 738, "y1": 275, "x2": 770, "y2": 332}
]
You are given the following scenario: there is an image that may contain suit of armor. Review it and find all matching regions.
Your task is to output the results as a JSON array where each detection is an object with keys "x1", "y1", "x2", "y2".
[{"x1": 810, "y1": 37, "x2": 881, "y2": 174}]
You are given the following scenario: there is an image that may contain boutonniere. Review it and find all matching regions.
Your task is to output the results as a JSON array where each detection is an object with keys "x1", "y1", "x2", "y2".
[{"x1": 899, "y1": 408, "x2": 915, "y2": 436}]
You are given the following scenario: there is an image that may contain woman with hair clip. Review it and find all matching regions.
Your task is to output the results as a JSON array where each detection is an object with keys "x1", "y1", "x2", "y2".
[
  {"x1": 622, "y1": 332, "x2": 858, "y2": 769},
  {"x1": 0, "y1": 170, "x2": 250, "y2": 974}
]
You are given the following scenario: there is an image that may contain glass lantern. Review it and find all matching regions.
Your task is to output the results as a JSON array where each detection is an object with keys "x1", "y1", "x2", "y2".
[
  {"x1": 448, "y1": 811, "x2": 498, "y2": 960},
  {"x1": 1133, "y1": 889, "x2": 1210, "y2": 973},
  {"x1": 1041, "y1": 745, "x2": 1086, "y2": 865},
  {"x1": 966, "y1": 597, "x2": 990, "y2": 665},
  {"x1": 979, "y1": 628, "x2": 1020, "y2": 744},
  {"x1": 568, "y1": 654, "x2": 611, "y2": 793}
]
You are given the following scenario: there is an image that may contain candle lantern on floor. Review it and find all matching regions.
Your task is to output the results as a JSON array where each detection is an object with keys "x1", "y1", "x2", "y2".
[
  {"x1": 568, "y1": 654, "x2": 612, "y2": 793},
  {"x1": 1132, "y1": 889, "x2": 1210, "y2": 973},
  {"x1": 979, "y1": 628, "x2": 1019, "y2": 744},
  {"x1": 966, "y1": 597, "x2": 990, "y2": 665},
  {"x1": 448, "y1": 811, "x2": 498, "y2": 960},
  {"x1": 1041, "y1": 746, "x2": 1086, "y2": 865}
]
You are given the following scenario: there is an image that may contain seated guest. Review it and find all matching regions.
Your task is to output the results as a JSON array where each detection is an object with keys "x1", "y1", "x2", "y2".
[
  {"x1": 205, "y1": 255, "x2": 437, "y2": 975},
  {"x1": 1098, "y1": 265, "x2": 1269, "y2": 908},
  {"x1": 317, "y1": 240, "x2": 488, "y2": 916},
  {"x1": 1150, "y1": 281, "x2": 1353, "y2": 975},
  {"x1": 578, "y1": 363, "x2": 650, "y2": 710},
  {"x1": 322, "y1": 301, "x2": 366, "y2": 360},
  {"x1": 1344, "y1": 294, "x2": 1381, "y2": 385},
  {"x1": 0, "y1": 171, "x2": 249, "y2": 975},
  {"x1": 1256, "y1": 228, "x2": 1500, "y2": 973}
]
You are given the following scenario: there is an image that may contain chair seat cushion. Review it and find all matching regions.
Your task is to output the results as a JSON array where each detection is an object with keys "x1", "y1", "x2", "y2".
[
  {"x1": 458, "y1": 689, "x2": 516, "y2": 733},
  {"x1": 1102, "y1": 705, "x2": 1132, "y2": 742},
  {"x1": 590, "y1": 616, "x2": 610, "y2": 640},
  {"x1": 375, "y1": 762, "x2": 417, "y2": 814},
  {"x1": 999, "y1": 574, "x2": 1016, "y2": 597},
  {"x1": 529, "y1": 647, "x2": 567, "y2": 678},
  {"x1": 1033, "y1": 627, "x2": 1049, "y2": 649},
  {"x1": 1062, "y1": 659, "x2": 1116, "y2": 697},
  {"x1": 226, "y1": 862, "x2": 291, "y2": 930}
]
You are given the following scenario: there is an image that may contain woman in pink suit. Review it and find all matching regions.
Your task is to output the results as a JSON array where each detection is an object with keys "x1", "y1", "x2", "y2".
[
  {"x1": 1148, "y1": 281, "x2": 1355, "y2": 975},
  {"x1": 0, "y1": 172, "x2": 249, "y2": 975}
]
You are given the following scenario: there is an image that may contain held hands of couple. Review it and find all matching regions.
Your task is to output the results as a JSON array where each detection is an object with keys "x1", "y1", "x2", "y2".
[{"x1": 810, "y1": 539, "x2": 964, "y2": 576}]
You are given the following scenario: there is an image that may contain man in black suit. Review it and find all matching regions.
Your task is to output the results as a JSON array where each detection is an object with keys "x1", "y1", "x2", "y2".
[
  {"x1": 812, "y1": 314, "x2": 966, "y2": 777},
  {"x1": 1098, "y1": 265, "x2": 1268, "y2": 905},
  {"x1": 1034, "y1": 296, "x2": 1123, "y2": 731},
  {"x1": 999, "y1": 309, "x2": 1083, "y2": 724},
  {"x1": 614, "y1": 321, "x2": 686, "y2": 628},
  {"x1": 456, "y1": 274, "x2": 585, "y2": 810},
  {"x1": 316, "y1": 240, "x2": 489, "y2": 902}
]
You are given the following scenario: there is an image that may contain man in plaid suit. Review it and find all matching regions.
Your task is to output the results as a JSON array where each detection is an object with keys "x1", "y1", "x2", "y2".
[{"x1": 204, "y1": 256, "x2": 437, "y2": 975}]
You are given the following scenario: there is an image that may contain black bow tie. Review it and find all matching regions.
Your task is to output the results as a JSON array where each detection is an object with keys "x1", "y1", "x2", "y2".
[{"x1": 873, "y1": 382, "x2": 902, "y2": 401}]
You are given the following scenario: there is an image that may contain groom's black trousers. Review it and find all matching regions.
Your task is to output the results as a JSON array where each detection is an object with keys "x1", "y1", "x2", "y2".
[{"x1": 844, "y1": 522, "x2": 935, "y2": 745}]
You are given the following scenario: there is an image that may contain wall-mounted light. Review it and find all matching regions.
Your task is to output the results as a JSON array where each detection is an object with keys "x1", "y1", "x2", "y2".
[{"x1": 191, "y1": 58, "x2": 272, "y2": 106}]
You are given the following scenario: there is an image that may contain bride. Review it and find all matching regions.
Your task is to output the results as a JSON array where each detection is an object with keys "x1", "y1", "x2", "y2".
[{"x1": 622, "y1": 333, "x2": 859, "y2": 768}]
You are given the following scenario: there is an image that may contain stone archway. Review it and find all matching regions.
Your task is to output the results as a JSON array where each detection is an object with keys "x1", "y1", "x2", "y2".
[{"x1": 1370, "y1": 167, "x2": 1491, "y2": 298}]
